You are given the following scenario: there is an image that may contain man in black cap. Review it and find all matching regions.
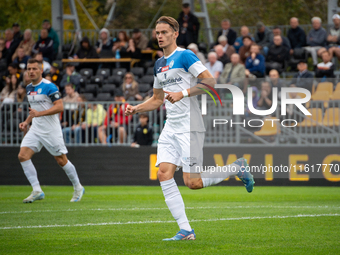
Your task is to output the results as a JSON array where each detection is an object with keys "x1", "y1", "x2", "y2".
[
  {"x1": 290, "y1": 60, "x2": 314, "y2": 92},
  {"x1": 60, "y1": 62, "x2": 81, "y2": 93},
  {"x1": 132, "y1": 28, "x2": 149, "y2": 50},
  {"x1": 42, "y1": 19, "x2": 60, "y2": 55},
  {"x1": 177, "y1": 1, "x2": 200, "y2": 48},
  {"x1": 12, "y1": 23, "x2": 23, "y2": 42}
]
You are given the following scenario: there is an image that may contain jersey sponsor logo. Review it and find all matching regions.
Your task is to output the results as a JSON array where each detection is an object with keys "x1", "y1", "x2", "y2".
[
  {"x1": 37, "y1": 88, "x2": 42, "y2": 94},
  {"x1": 169, "y1": 60, "x2": 174, "y2": 68},
  {"x1": 159, "y1": 77, "x2": 183, "y2": 87},
  {"x1": 161, "y1": 66, "x2": 169, "y2": 72},
  {"x1": 157, "y1": 67, "x2": 162, "y2": 72},
  {"x1": 30, "y1": 92, "x2": 37, "y2": 95}
]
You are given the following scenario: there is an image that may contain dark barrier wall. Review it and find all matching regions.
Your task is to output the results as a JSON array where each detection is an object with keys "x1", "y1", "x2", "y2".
[{"x1": 1, "y1": 147, "x2": 339, "y2": 186}]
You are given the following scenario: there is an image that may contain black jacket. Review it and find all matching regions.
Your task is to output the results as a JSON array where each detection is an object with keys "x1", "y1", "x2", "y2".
[
  {"x1": 287, "y1": 26, "x2": 307, "y2": 49},
  {"x1": 76, "y1": 37, "x2": 99, "y2": 59},
  {"x1": 291, "y1": 71, "x2": 314, "y2": 92},
  {"x1": 216, "y1": 28, "x2": 237, "y2": 45},
  {"x1": 177, "y1": 11, "x2": 200, "y2": 47},
  {"x1": 32, "y1": 37, "x2": 54, "y2": 62},
  {"x1": 266, "y1": 44, "x2": 290, "y2": 65},
  {"x1": 133, "y1": 124, "x2": 153, "y2": 146}
]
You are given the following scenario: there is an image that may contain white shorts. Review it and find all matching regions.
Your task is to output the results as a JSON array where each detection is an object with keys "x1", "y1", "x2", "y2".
[
  {"x1": 156, "y1": 130, "x2": 204, "y2": 173},
  {"x1": 21, "y1": 130, "x2": 68, "y2": 156}
]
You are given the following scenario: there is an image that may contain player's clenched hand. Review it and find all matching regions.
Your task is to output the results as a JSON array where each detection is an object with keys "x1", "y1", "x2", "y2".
[
  {"x1": 163, "y1": 91, "x2": 184, "y2": 104},
  {"x1": 125, "y1": 104, "x2": 137, "y2": 116},
  {"x1": 19, "y1": 121, "x2": 28, "y2": 132},
  {"x1": 29, "y1": 108, "x2": 41, "y2": 118}
]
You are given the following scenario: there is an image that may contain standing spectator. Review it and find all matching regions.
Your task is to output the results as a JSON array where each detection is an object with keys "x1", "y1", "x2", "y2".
[
  {"x1": 177, "y1": 1, "x2": 200, "y2": 47},
  {"x1": 304, "y1": 17, "x2": 327, "y2": 67},
  {"x1": 132, "y1": 29, "x2": 149, "y2": 51},
  {"x1": 271, "y1": 26, "x2": 291, "y2": 50},
  {"x1": 34, "y1": 52, "x2": 51, "y2": 73},
  {"x1": 13, "y1": 83, "x2": 28, "y2": 118},
  {"x1": 95, "y1": 28, "x2": 113, "y2": 56},
  {"x1": 234, "y1": 26, "x2": 254, "y2": 53},
  {"x1": 268, "y1": 69, "x2": 284, "y2": 95},
  {"x1": 187, "y1": 43, "x2": 206, "y2": 64},
  {"x1": 254, "y1": 22, "x2": 273, "y2": 55},
  {"x1": 214, "y1": 44, "x2": 230, "y2": 66},
  {"x1": 42, "y1": 19, "x2": 60, "y2": 56},
  {"x1": 32, "y1": 29, "x2": 54, "y2": 63},
  {"x1": 12, "y1": 23, "x2": 23, "y2": 42},
  {"x1": 131, "y1": 113, "x2": 153, "y2": 147},
  {"x1": 315, "y1": 51, "x2": 335, "y2": 80},
  {"x1": 205, "y1": 52, "x2": 223, "y2": 79},
  {"x1": 0, "y1": 38, "x2": 8, "y2": 64},
  {"x1": 219, "y1": 53, "x2": 245, "y2": 87},
  {"x1": 1, "y1": 74, "x2": 18, "y2": 106},
  {"x1": 325, "y1": 14, "x2": 340, "y2": 61},
  {"x1": 287, "y1": 17, "x2": 306, "y2": 55},
  {"x1": 82, "y1": 102, "x2": 106, "y2": 143},
  {"x1": 257, "y1": 81, "x2": 273, "y2": 110},
  {"x1": 13, "y1": 47, "x2": 30, "y2": 71},
  {"x1": 121, "y1": 72, "x2": 142, "y2": 101},
  {"x1": 239, "y1": 36, "x2": 253, "y2": 64},
  {"x1": 63, "y1": 83, "x2": 79, "y2": 108},
  {"x1": 215, "y1": 19, "x2": 237, "y2": 46},
  {"x1": 266, "y1": 35, "x2": 289, "y2": 73},
  {"x1": 12, "y1": 29, "x2": 35, "y2": 62},
  {"x1": 5, "y1": 29, "x2": 20, "y2": 64},
  {"x1": 49, "y1": 61, "x2": 62, "y2": 87},
  {"x1": 290, "y1": 60, "x2": 314, "y2": 92},
  {"x1": 60, "y1": 63, "x2": 81, "y2": 92},
  {"x1": 245, "y1": 44, "x2": 265, "y2": 78},
  {"x1": 217, "y1": 35, "x2": 236, "y2": 59}
]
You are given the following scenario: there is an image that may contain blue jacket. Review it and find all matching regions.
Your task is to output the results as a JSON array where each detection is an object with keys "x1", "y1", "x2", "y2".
[{"x1": 246, "y1": 54, "x2": 265, "y2": 75}]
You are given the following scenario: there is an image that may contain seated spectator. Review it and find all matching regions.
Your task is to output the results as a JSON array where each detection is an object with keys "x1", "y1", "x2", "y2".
[
  {"x1": 214, "y1": 44, "x2": 229, "y2": 66},
  {"x1": 5, "y1": 28, "x2": 20, "y2": 64},
  {"x1": 325, "y1": 14, "x2": 340, "y2": 61},
  {"x1": 290, "y1": 60, "x2": 314, "y2": 92},
  {"x1": 42, "y1": 19, "x2": 60, "y2": 56},
  {"x1": 146, "y1": 29, "x2": 163, "y2": 58},
  {"x1": 60, "y1": 63, "x2": 81, "y2": 92},
  {"x1": 0, "y1": 38, "x2": 8, "y2": 64},
  {"x1": 187, "y1": 43, "x2": 206, "y2": 64},
  {"x1": 12, "y1": 23, "x2": 23, "y2": 42},
  {"x1": 315, "y1": 51, "x2": 335, "y2": 80},
  {"x1": 1, "y1": 74, "x2": 18, "y2": 106},
  {"x1": 32, "y1": 29, "x2": 54, "y2": 63},
  {"x1": 271, "y1": 26, "x2": 291, "y2": 50},
  {"x1": 266, "y1": 35, "x2": 289, "y2": 73},
  {"x1": 22, "y1": 71, "x2": 31, "y2": 86},
  {"x1": 247, "y1": 86, "x2": 259, "y2": 113},
  {"x1": 13, "y1": 83, "x2": 28, "y2": 118},
  {"x1": 217, "y1": 35, "x2": 235, "y2": 59},
  {"x1": 82, "y1": 102, "x2": 106, "y2": 143},
  {"x1": 63, "y1": 83, "x2": 79, "y2": 109},
  {"x1": 287, "y1": 17, "x2": 306, "y2": 55},
  {"x1": 268, "y1": 69, "x2": 284, "y2": 95},
  {"x1": 7, "y1": 63, "x2": 21, "y2": 80},
  {"x1": 304, "y1": 17, "x2": 327, "y2": 67},
  {"x1": 74, "y1": 36, "x2": 99, "y2": 59},
  {"x1": 12, "y1": 29, "x2": 35, "y2": 62},
  {"x1": 49, "y1": 61, "x2": 62, "y2": 86},
  {"x1": 131, "y1": 113, "x2": 153, "y2": 147},
  {"x1": 205, "y1": 52, "x2": 223, "y2": 79},
  {"x1": 34, "y1": 52, "x2": 51, "y2": 73},
  {"x1": 239, "y1": 35, "x2": 253, "y2": 64},
  {"x1": 98, "y1": 90, "x2": 131, "y2": 144},
  {"x1": 219, "y1": 53, "x2": 245, "y2": 87},
  {"x1": 13, "y1": 47, "x2": 30, "y2": 71},
  {"x1": 234, "y1": 26, "x2": 254, "y2": 53},
  {"x1": 215, "y1": 19, "x2": 237, "y2": 46},
  {"x1": 132, "y1": 28, "x2": 149, "y2": 50},
  {"x1": 257, "y1": 81, "x2": 273, "y2": 110},
  {"x1": 95, "y1": 28, "x2": 113, "y2": 56},
  {"x1": 245, "y1": 44, "x2": 265, "y2": 78},
  {"x1": 286, "y1": 84, "x2": 301, "y2": 119},
  {"x1": 125, "y1": 39, "x2": 142, "y2": 59},
  {"x1": 112, "y1": 31, "x2": 129, "y2": 58},
  {"x1": 254, "y1": 22, "x2": 273, "y2": 55},
  {"x1": 122, "y1": 72, "x2": 142, "y2": 101}
]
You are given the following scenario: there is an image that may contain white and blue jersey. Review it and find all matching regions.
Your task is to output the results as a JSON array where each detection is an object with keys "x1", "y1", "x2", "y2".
[
  {"x1": 153, "y1": 47, "x2": 207, "y2": 133},
  {"x1": 26, "y1": 78, "x2": 62, "y2": 135}
]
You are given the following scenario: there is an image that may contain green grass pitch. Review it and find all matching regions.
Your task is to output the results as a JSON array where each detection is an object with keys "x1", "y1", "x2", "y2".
[{"x1": 0, "y1": 186, "x2": 339, "y2": 254}]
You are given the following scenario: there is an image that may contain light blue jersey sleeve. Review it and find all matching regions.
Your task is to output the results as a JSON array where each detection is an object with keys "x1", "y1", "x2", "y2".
[
  {"x1": 181, "y1": 50, "x2": 207, "y2": 77},
  {"x1": 47, "y1": 83, "x2": 61, "y2": 102}
]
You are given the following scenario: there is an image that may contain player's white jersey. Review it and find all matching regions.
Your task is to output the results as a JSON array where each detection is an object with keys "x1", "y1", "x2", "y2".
[
  {"x1": 153, "y1": 47, "x2": 207, "y2": 133},
  {"x1": 26, "y1": 78, "x2": 62, "y2": 135}
]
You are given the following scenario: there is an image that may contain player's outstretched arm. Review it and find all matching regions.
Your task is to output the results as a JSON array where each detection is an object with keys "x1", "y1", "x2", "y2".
[
  {"x1": 125, "y1": 88, "x2": 164, "y2": 116},
  {"x1": 29, "y1": 99, "x2": 64, "y2": 118}
]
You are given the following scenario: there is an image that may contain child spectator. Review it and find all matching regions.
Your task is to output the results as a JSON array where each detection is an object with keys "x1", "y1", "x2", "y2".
[{"x1": 131, "y1": 113, "x2": 153, "y2": 147}]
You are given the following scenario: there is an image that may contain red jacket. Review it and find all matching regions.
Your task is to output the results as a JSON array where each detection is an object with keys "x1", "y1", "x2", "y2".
[{"x1": 104, "y1": 103, "x2": 131, "y2": 126}]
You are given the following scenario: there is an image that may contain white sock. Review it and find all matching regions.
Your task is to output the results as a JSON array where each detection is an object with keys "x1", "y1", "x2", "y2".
[
  {"x1": 62, "y1": 161, "x2": 82, "y2": 190},
  {"x1": 160, "y1": 178, "x2": 191, "y2": 232},
  {"x1": 201, "y1": 163, "x2": 240, "y2": 188},
  {"x1": 20, "y1": 160, "x2": 42, "y2": 192}
]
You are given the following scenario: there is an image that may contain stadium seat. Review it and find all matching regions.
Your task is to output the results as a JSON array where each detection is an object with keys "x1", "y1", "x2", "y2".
[
  {"x1": 130, "y1": 67, "x2": 144, "y2": 78},
  {"x1": 297, "y1": 108, "x2": 323, "y2": 127},
  {"x1": 101, "y1": 84, "x2": 116, "y2": 96},
  {"x1": 322, "y1": 108, "x2": 340, "y2": 126},
  {"x1": 83, "y1": 93, "x2": 94, "y2": 101},
  {"x1": 112, "y1": 68, "x2": 127, "y2": 77},
  {"x1": 310, "y1": 91, "x2": 330, "y2": 108},
  {"x1": 146, "y1": 67, "x2": 154, "y2": 75},
  {"x1": 140, "y1": 75, "x2": 154, "y2": 86},
  {"x1": 330, "y1": 90, "x2": 340, "y2": 100},
  {"x1": 107, "y1": 75, "x2": 122, "y2": 87},
  {"x1": 96, "y1": 93, "x2": 111, "y2": 101},
  {"x1": 90, "y1": 75, "x2": 104, "y2": 87},
  {"x1": 139, "y1": 83, "x2": 151, "y2": 93},
  {"x1": 79, "y1": 68, "x2": 93, "y2": 79},
  {"x1": 79, "y1": 76, "x2": 87, "y2": 88},
  {"x1": 96, "y1": 68, "x2": 111, "y2": 79},
  {"x1": 254, "y1": 118, "x2": 279, "y2": 136},
  {"x1": 335, "y1": 82, "x2": 340, "y2": 91},
  {"x1": 85, "y1": 84, "x2": 98, "y2": 97},
  {"x1": 316, "y1": 82, "x2": 333, "y2": 95}
]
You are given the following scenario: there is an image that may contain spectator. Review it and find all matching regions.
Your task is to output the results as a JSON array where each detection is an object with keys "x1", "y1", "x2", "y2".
[
  {"x1": 268, "y1": 69, "x2": 284, "y2": 95},
  {"x1": 177, "y1": 1, "x2": 200, "y2": 47},
  {"x1": 98, "y1": 90, "x2": 131, "y2": 144},
  {"x1": 121, "y1": 72, "x2": 142, "y2": 101},
  {"x1": 245, "y1": 44, "x2": 265, "y2": 78},
  {"x1": 12, "y1": 23, "x2": 23, "y2": 42},
  {"x1": 248, "y1": 86, "x2": 259, "y2": 111},
  {"x1": 34, "y1": 52, "x2": 51, "y2": 73},
  {"x1": 132, "y1": 28, "x2": 149, "y2": 51},
  {"x1": 271, "y1": 26, "x2": 291, "y2": 50},
  {"x1": 7, "y1": 63, "x2": 21, "y2": 80},
  {"x1": 239, "y1": 35, "x2": 253, "y2": 64},
  {"x1": 12, "y1": 29, "x2": 35, "y2": 62},
  {"x1": 290, "y1": 60, "x2": 314, "y2": 92},
  {"x1": 0, "y1": 38, "x2": 8, "y2": 63},
  {"x1": 13, "y1": 83, "x2": 28, "y2": 117},
  {"x1": 215, "y1": 19, "x2": 237, "y2": 46},
  {"x1": 214, "y1": 44, "x2": 229, "y2": 66},
  {"x1": 315, "y1": 51, "x2": 335, "y2": 80},
  {"x1": 266, "y1": 35, "x2": 290, "y2": 74},
  {"x1": 22, "y1": 71, "x2": 31, "y2": 86},
  {"x1": 74, "y1": 36, "x2": 99, "y2": 59},
  {"x1": 187, "y1": 43, "x2": 206, "y2": 64},
  {"x1": 49, "y1": 61, "x2": 62, "y2": 86},
  {"x1": 63, "y1": 83, "x2": 79, "y2": 109},
  {"x1": 146, "y1": 29, "x2": 164, "y2": 59},
  {"x1": 112, "y1": 31, "x2": 130, "y2": 58},
  {"x1": 82, "y1": 102, "x2": 106, "y2": 143},
  {"x1": 287, "y1": 17, "x2": 306, "y2": 55},
  {"x1": 0, "y1": 74, "x2": 18, "y2": 106},
  {"x1": 219, "y1": 53, "x2": 245, "y2": 87},
  {"x1": 254, "y1": 22, "x2": 273, "y2": 55},
  {"x1": 13, "y1": 47, "x2": 30, "y2": 71},
  {"x1": 234, "y1": 26, "x2": 254, "y2": 53},
  {"x1": 32, "y1": 29, "x2": 54, "y2": 63},
  {"x1": 5, "y1": 28, "x2": 20, "y2": 64},
  {"x1": 304, "y1": 17, "x2": 327, "y2": 66},
  {"x1": 257, "y1": 81, "x2": 273, "y2": 110},
  {"x1": 60, "y1": 63, "x2": 81, "y2": 92},
  {"x1": 286, "y1": 84, "x2": 301, "y2": 120},
  {"x1": 95, "y1": 28, "x2": 113, "y2": 55},
  {"x1": 131, "y1": 113, "x2": 153, "y2": 147},
  {"x1": 205, "y1": 52, "x2": 223, "y2": 79},
  {"x1": 42, "y1": 19, "x2": 60, "y2": 56},
  {"x1": 325, "y1": 14, "x2": 340, "y2": 61},
  {"x1": 217, "y1": 35, "x2": 236, "y2": 59}
]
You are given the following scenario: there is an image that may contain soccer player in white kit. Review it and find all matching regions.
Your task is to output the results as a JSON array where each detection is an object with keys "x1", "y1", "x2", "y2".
[
  {"x1": 125, "y1": 16, "x2": 254, "y2": 241},
  {"x1": 18, "y1": 59, "x2": 84, "y2": 203}
]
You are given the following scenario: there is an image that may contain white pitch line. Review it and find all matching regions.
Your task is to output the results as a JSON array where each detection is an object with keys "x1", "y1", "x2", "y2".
[
  {"x1": 0, "y1": 205, "x2": 340, "y2": 215},
  {"x1": 0, "y1": 213, "x2": 339, "y2": 230}
]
